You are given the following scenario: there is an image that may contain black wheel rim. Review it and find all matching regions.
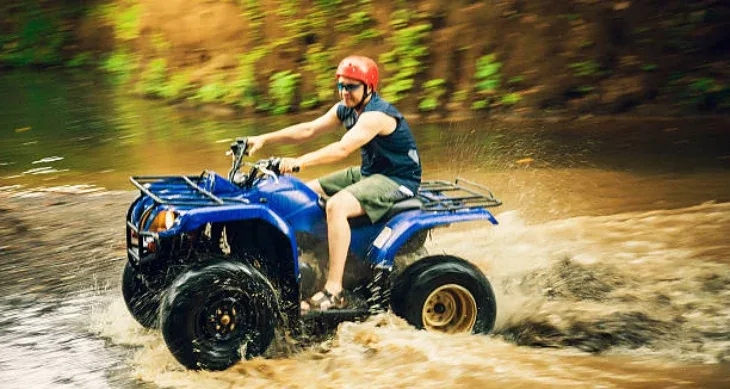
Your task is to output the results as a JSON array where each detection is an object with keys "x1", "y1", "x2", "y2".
[{"x1": 198, "y1": 292, "x2": 250, "y2": 342}]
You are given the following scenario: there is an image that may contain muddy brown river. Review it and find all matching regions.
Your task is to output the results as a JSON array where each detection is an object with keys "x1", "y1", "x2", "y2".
[{"x1": 1, "y1": 71, "x2": 729, "y2": 388}]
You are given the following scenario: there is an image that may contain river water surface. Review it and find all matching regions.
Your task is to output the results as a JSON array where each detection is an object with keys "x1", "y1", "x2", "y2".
[{"x1": 1, "y1": 70, "x2": 729, "y2": 388}]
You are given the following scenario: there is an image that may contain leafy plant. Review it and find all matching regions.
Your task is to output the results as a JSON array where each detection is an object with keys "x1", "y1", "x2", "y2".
[
  {"x1": 159, "y1": 72, "x2": 193, "y2": 100},
  {"x1": 380, "y1": 21, "x2": 432, "y2": 103},
  {"x1": 269, "y1": 71, "x2": 301, "y2": 115},
  {"x1": 470, "y1": 54, "x2": 503, "y2": 110},
  {"x1": 0, "y1": 7, "x2": 66, "y2": 66},
  {"x1": 98, "y1": 2, "x2": 141, "y2": 42},
  {"x1": 569, "y1": 60, "x2": 600, "y2": 77},
  {"x1": 500, "y1": 92, "x2": 522, "y2": 105},
  {"x1": 685, "y1": 77, "x2": 729, "y2": 110},
  {"x1": 228, "y1": 48, "x2": 268, "y2": 108},
  {"x1": 277, "y1": 0, "x2": 298, "y2": 17},
  {"x1": 241, "y1": 0, "x2": 265, "y2": 42},
  {"x1": 336, "y1": 11, "x2": 371, "y2": 32},
  {"x1": 100, "y1": 49, "x2": 138, "y2": 84},
  {"x1": 194, "y1": 80, "x2": 229, "y2": 104},
  {"x1": 507, "y1": 76, "x2": 524, "y2": 85},
  {"x1": 451, "y1": 89, "x2": 469, "y2": 103},
  {"x1": 304, "y1": 44, "x2": 335, "y2": 108},
  {"x1": 65, "y1": 52, "x2": 94, "y2": 68},
  {"x1": 419, "y1": 79, "x2": 446, "y2": 112},
  {"x1": 474, "y1": 54, "x2": 502, "y2": 94},
  {"x1": 138, "y1": 58, "x2": 168, "y2": 97}
]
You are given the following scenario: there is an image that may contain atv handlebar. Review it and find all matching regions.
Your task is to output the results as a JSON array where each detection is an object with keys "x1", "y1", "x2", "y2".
[{"x1": 227, "y1": 137, "x2": 299, "y2": 187}]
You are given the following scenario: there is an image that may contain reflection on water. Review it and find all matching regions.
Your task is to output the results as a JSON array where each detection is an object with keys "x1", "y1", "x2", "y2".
[
  {"x1": 1, "y1": 70, "x2": 729, "y2": 388},
  {"x1": 0, "y1": 294, "x2": 134, "y2": 389},
  {"x1": 1, "y1": 71, "x2": 729, "y2": 193}
]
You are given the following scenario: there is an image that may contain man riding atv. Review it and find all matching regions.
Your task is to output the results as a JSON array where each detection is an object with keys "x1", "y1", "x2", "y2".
[{"x1": 246, "y1": 55, "x2": 422, "y2": 311}]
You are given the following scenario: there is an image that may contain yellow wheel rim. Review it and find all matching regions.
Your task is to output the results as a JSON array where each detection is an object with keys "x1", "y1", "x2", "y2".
[{"x1": 421, "y1": 284, "x2": 477, "y2": 333}]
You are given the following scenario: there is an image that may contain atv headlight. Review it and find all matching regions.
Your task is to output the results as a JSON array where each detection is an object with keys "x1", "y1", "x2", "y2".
[{"x1": 149, "y1": 210, "x2": 177, "y2": 232}]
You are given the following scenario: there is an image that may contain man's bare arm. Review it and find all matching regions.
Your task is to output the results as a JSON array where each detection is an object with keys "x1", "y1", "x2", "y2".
[
  {"x1": 248, "y1": 104, "x2": 340, "y2": 155},
  {"x1": 293, "y1": 111, "x2": 395, "y2": 170}
]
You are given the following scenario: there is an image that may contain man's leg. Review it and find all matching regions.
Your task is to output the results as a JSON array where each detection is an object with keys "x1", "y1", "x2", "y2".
[
  {"x1": 306, "y1": 180, "x2": 327, "y2": 197},
  {"x1": 322, "y1": 190, "x2": 365, "y2": 295}
]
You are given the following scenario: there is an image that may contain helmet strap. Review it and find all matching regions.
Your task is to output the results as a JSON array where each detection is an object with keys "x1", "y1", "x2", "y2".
[{"x1": 354, "y1": 83, "x2": 371, "y2": 112}]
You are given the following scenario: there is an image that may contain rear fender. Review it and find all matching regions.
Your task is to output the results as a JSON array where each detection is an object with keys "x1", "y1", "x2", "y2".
[{"x1": 365, "y1": 208, "x2": 498, "y2": 268}]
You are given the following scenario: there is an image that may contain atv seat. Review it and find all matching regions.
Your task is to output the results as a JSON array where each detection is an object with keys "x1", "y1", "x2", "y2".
[{"x1": 318, "y1": 196, "x2": 423, "y2": 226}]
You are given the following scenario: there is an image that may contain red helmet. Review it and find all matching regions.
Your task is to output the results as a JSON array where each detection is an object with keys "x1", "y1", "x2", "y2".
[{"x1": 336, "y1": 55, "x2": 379, "y2": 91}]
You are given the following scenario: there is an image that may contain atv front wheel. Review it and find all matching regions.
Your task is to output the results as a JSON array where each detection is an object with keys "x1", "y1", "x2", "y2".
[
  {"x1": 160, "y1": 261, "x2": 278, "y2": 371},
  {"x1": 391, "y1": 255, "x2": 496, "y2": 334},
  {"x1": 122, "y1": 262, "x2": 166, "y2": 328}
]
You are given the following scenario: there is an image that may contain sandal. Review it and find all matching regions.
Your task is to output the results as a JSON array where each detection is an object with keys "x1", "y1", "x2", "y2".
[{"x1": 301, "y1": 289, "x2": 347, "y2": 311}]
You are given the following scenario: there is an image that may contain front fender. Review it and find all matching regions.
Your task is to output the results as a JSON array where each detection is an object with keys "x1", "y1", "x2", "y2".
[
  {"x1": 365, "y1": 208, "x2": 498, "y2": 268},
  {"x1": 159, "y1": 204, "x2": 298, "y2": 267}
]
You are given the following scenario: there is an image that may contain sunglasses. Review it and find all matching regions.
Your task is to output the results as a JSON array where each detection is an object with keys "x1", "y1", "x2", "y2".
[{"x1": 337, "y1": 82, "x2": 363, "y2": 92}]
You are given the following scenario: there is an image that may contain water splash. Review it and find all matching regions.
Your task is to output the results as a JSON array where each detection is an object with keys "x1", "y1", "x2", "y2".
[{"x1": 90, "y1": 202, "x2": 730, "y2": 387}]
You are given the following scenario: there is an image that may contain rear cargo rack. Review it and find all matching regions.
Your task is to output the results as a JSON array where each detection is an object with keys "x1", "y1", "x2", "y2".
[
  {"x1": 418, "y1": 177, "x2": 501, "y2": 211},
  {"x1": 130, "y1": 175, "x2": 248, "y2": 206}
]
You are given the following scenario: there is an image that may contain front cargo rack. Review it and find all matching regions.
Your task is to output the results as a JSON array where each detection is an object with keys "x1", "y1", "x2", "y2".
[
  {"x1": 130, "y1": 175, "x2": 248, "y2": 206},
  {"x1": 418, "y1": 177, "x2": 502, "y2": 211}
]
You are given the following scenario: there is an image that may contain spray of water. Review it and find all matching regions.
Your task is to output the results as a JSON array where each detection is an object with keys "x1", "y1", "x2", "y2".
[{"x1": 89, "y1": 201, "x2": 730, "y2": 387}]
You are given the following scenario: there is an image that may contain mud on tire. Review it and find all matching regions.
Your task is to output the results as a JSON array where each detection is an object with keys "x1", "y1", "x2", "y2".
[
  {"x1": 390, "y1": 255, "x2": 496, "y2": 334},
  {"x1": 122, "y1": 262, "x2": 167, "y2": 328},
  {"x1": 160, "y1": 261, "x2": 278, "y2": 371}
]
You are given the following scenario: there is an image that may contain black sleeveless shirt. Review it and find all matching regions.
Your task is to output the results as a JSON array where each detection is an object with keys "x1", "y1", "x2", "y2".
[{"x1": 336, "y1": 93, "x2": 422, "y2": 194}]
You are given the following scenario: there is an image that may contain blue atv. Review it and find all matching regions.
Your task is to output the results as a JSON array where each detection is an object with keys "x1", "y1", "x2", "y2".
[{"x1": 122, "y1": 138, "x2": 501, "y2": 371}]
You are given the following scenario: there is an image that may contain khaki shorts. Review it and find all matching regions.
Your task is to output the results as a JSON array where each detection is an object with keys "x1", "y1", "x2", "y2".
[{"x1": 318, "y1": 167, "x2": 412, "y2": 223}]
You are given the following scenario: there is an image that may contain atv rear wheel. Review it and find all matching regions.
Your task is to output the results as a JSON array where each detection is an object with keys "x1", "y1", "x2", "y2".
[
  {"x1": 391, "y1": 255, "x2": 496, "y2": 334},
  {"x1": 122, "y1": 262, "x2": 166, "y2": 328},
  {"x1": 160, "y1": 261, "x2": 278, "y2": 371}
]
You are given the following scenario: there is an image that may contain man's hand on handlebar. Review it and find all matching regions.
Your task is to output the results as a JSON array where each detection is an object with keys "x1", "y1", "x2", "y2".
[
  {"x1": 246, "y1": 136, "x2": 265, "y2": 156},
  {"x1": 278, "y1": 157, "x2": 301, "y2": 174}
]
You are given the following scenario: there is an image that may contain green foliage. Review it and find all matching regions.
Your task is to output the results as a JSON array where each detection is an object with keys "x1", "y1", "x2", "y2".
[
  {"x1": 194, "y1": 80, "x2": 229, "y2": 104},
  {"x1": 277, "y1": 0, "x2": 299, "y2": 18},
  {"x1": 228, "y1": 48, "x2": 268, "y2": 108},
  {"x1": 101, "y1": 50, "x2": 138, "y2": 84},
  {"x1": 474, "y1": 54, "x2": 502, "y2": 94},
  {"x1": 500, "y1": 92, "x2": 522, "y2": 105},
  {"x1": 336, "y1": 11, "x2": 371, "y2": 32},
  {"x1": 241, "y1": 0, "x2": 265, "y2": 42},
  {"x1": 418, "y1": 79, "x2": 446, "y2": 112},
  {"x1": 451, "y1": 89, "x2": 469, "y2": 103},
  {"x1": 0, "y1": 6, "x2": 66, "y2": 66},
  {"x1": 159, "y1": 72, "x2": 193, "y2": 100},
  {"x1": 471, "y1": 99, "x2": 488, "y2": 110},
  {"x1": 685, "y1": 77, "x2": 729, "y2": 109},
  {"x1": 65, "y1": 52, "x2": 94, "y2": 68},
  {"x1": 314, "y1": 0, "x2": 342, "y2": 12},
  {"x1": 641, "y1": 63, "x2": 657, "y2": 72},
  {"x1": 380, "y1": 21, "x2": 432, "y2": 103},
  {"x1": 507, "y1": 76, "x2": 524, "y2": 85},
  {"x1": 118, "y1": 4, "x2": 141, "y2": 40},
  {"x1": 300, "y1": 94, "x2": 319, "y2": 109},
  {"x1": 96, "y1": 1, "x2": 141, "y2": 42},
  {"x1": 150, "y1": 33, "x2": 171, "y2": 53},
  {"x1": 390, "y1": 9, "x2": 412, "y2": 29},
  {"x1": 269, "y1": 71, "x2": 301, "y2": 115},
  {"x1": 304, "y1": 44, "x2": 335, "y2": 108},
  {"x1": 138, "y1": 58, "x2": 168, "y2": 97},
  {"x1": 569, "y1": 60, "x2": 600, "y2": 77},
  {"x1": 471, "y1": 54, "x2": 503, "y2": 110},
  {"x1": 354, "y1": 28, "x2": 382, "y2": 44}
]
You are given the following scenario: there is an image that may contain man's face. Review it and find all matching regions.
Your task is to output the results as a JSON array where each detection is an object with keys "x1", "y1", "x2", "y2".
[{"x1": 337, "y1": 76, "x2": 365, "y2": 107}]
